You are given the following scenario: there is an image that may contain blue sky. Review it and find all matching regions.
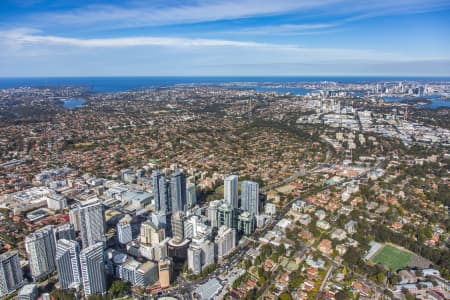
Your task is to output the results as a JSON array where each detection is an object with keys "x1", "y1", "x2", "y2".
[{"x1": 1, "y1": 0, "x2": 450, "y2": 76}]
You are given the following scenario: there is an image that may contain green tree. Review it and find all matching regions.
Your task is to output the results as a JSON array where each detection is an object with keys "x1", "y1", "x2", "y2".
[
  {"x1": 390, "y1": 274, "x2": 401, "y2": 285},
  {"x1": 276, "y1": 244, "x2": 286, "y2": 256},
  {"x1": 376, "y1": 272, "x2": 386, "y2": 284},
  {"x1": 182, "y1": 260, "x2": 189, "y2": 273},
  {"x1": 109, "y1": 280, "x2": 130, "y2": 298},
  {"x1": 384, "y1": 289, "x2": 394, "y2": 298},
  {"x1": 271, "y1": 252, "x2": 280, "y2": 263},
  {"x1": 288, "y1": 271, "x2": 304, "y2": 289},
  {"x1": 404, "y1": 291, "x2": 416, "y2": 300},
  {"x1": 260, "y1": 244, "x2": 272, "y2": 259},
  {"x1": 279, "y1": 292, "x2": 292, "y2": 300},
  {"x1": 243, "y1": 258, "x2": 252, "y2": 269}
]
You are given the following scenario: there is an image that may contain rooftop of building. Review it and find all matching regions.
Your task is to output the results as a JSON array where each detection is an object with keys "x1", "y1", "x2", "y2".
[
  {"x1": 195, "y1": 278, "x2": 223, "y2": 300},
  {"x1": 19, "y1": 284, "x2": 37, "y2": 295},
  {"x1": 122, "y1": 190, "x2": 152, "y2": 203},
  {"x1": 138, "y1": 261, "x2": 157, "y2": 272}
]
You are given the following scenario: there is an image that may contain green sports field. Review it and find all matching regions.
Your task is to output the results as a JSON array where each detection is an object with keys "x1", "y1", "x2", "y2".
[{"x1": 370, "y1": 245, "x2": 413, "y2": 271}]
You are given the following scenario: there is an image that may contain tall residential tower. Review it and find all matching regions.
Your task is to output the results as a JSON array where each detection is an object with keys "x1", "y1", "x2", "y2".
[
  {"x1": 70, "y1": 201, "x2": 105, "y2": 248},
  {"x1": 25, "y1": 226, "x2": 56, "y2": 281},
  {"x1": 186, "y1": 183, "x2": 197, "y2": 209},
  {"x1": 80, "y1": 242, "x2": 106, "y2": 296},
  {"x1": 56, "y1": 239, "x2": 81, "y2": 290},
  {"x1": 0, "y1": 251, "x2": 24, "y2": 297},
  {"x1": 241, "y1": 180, "x2": 260, "y2": 216},
  {"x1": 152, "y1": 170, "x2": 165, "y2": 212},
  {"x1": 170, "y1": 170, "x2": 186, "y2": 212},
  {"x1": 224, "y1": 175, "x2": 238, "y2": 209}
]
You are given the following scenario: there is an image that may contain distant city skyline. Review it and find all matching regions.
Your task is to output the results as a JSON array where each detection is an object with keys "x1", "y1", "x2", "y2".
[{"x1": 0, "y1": 0, "x2": 449, "y2": 76}]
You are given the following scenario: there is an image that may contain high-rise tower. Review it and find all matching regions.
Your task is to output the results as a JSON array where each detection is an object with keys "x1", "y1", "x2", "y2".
[
  {"x1": 241, "y1": 180, "x2": 260, "y2": 216},
  {"x1": 56, "y1": 239, "x2": 81, "y2": 290},
  {"x1": 117, "y1": 215, "x2": 133, "y2": 245},
  {"x1": 152, "y1": 170, "x2": 164, "y2": 212},
  {"x1": 170, "y1": 170, "x2": 186, "y2": 212},
  {"x1": 0, "y1": 251, "x2": 24, "y2": 297},
  {"x1": 186, "y1": 183, "x2": 197, "y2": 209},
  {"x1": 80, "y1": 242, "x2": 106, "y2": 296},
  {"x1": 224, "y1": 175, "x2": 238, "y2": 209},
  {"x1": 70, "y1": 201, "x2": 105, "y2": 248},
  {"x1": 25, "y1": 225, "x2": 56, "y2": 281}
]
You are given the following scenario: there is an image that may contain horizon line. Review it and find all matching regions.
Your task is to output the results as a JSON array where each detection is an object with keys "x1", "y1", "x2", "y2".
[{"x1": 2, "y1": 75, "x2": 450, "y2": 79}]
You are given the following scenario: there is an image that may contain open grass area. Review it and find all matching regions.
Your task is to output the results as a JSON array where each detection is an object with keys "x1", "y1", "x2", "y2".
[{"x1": 370, "y1": 244, "x2": 413, "y2": 271}]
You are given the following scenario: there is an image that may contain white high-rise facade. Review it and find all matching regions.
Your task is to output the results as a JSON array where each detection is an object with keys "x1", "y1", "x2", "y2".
[
  {"x1": 69, "y1": 207, "x2": 81, "y2": 231},
  {"x1": 241, "y1": 181, "x2": 260, "y2": 216},
  {"x1": 80, "y1": 242, "x2": 106, "y2": 296},
  {"x1": 187, "y1": 237, "x2": 214, "y2": 275},
  {"x1": 184, "y1": 215, "x2": 200, "y2": 239},
  {"x1": 207, "y1": 200, "x2": 222, "y2": 228},
  {"x1": 0, "y1": 251, "x2": 24, "y2": 297},
  {"x1": 56, "y1": 239, "x2": 81, "y2": 290},
  {"x1": 46, "y1": 193, "x2": 68, "y2": 211},
  {"x1": 215, "y1": 226, "x2": 236, "y2": 260},
  {"x1": 70, "y1": 201, "x2": 105, "y2": 248},
  {"x1": 224, "y1": 175, "x2": 238, "y2": 209},
  {"x1": 187, "y1": 247, "x2": 202, "y2": 275},
  {"x1": 25, "y1": 225, "x2": 56, "y2": 281},
  {"x1": 117, "y1": 215, "x2": 133, "y2": 245}
]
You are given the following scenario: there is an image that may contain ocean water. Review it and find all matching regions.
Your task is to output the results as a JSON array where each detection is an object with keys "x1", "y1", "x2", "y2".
[
  {"x1": 62, "y1": 98, "x2": 86, "y2": 109},
  {"x1": 425, "y1": 99, "x2": 450, "y2": 109},
  {"x1": 384, "y1": 94, "x2": 450, "y2": 109}
]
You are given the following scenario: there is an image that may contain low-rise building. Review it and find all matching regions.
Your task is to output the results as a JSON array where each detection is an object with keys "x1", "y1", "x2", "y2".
[
  {"x1": 318, "y1": 239, "x2": 333, "y2": 255},
  {"x1": 299, "y1": 214, "x2": 312, "y2": 226},
  {"x1": 18, "y1": 284, "x2": 38, "y2": 300},
  {"x1": 276, "y1": 218, "x2": 292, "y2": 232},
  {"x1": 314, "y1": 210, "x2": 327, "y2": 220},
  {"x1": 336, "y1": 244, "x2": 348, "y2": 256},
  {"x1": 195, "y1": 278, "x2": 223, "y2": 300},
  {"x1": 265, "y1": 203, "x2": 277, "y2": 215},
  {"x1": 330, "y1": 229, "x2": 347, "y2": 241},
  {"x1": 344, "y1": 220, "x2": 357, "y2": 234},
  {"x1": 316, "y1": 220, "x2": 330, "y2": 231},
  {"x1": 46, "y1": 193, "x2": 68, "y2": 211}
]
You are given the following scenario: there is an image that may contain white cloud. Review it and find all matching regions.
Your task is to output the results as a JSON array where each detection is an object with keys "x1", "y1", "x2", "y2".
[
  {"x1": 21, "y1": 0, "x2": 450, "y2": 30},
  {"x1": 1, "y1": 28, "x2": 449, "y2": 77},
  {"x1": 1, "y1": 29, "x2": 419, "y2": 63},
  {"x1": 29, "y1": 0, "x2": 339, "y2": 28},
  {"x1": 4, "y1": 29, "x2": 294, "y2": 48},
  {"x1": 215, "y1": 22, "x2": 341, "y2": 36}
]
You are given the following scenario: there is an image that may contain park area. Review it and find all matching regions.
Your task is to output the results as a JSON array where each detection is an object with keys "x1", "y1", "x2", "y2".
[{"x1": 370, "y1": 244, "x2": 413, "y2": 271}]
